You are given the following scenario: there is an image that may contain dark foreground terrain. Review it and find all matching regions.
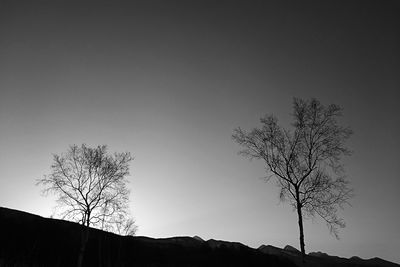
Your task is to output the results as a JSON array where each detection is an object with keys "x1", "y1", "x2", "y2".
[{"x1": 0, "y1": 207, "x2": 398, "y2": 267}]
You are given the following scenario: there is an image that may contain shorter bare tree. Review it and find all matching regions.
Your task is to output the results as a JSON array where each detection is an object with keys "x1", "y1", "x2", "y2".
[
  {"x1": 111, "y1": 214, "x2": 138, "y2": 236},
  {"x1": 233, "y1": 98, "x2": 353, "y2": 261},
  {"x1": 37, "y1": 144, "x2": 135, "y2": 267},
  {"x1": 99, "y1": 203, "x2": 137, "y2": 236}
]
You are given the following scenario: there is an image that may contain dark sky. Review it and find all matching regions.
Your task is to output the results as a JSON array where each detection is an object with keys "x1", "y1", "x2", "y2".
[{"x1": 1, "y1": 0, "x2": 399, "y2": 263}]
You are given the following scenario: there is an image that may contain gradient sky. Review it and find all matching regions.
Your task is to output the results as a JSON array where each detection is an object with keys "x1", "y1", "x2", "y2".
[{"x1": 1, "y1": 0, "x2": 399, "y2": 264}]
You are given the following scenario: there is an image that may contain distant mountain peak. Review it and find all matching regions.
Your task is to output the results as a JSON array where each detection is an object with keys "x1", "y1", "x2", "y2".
[
  {"x1": 193, "y1": 235, "x2": 204, "y2": 242},
  {"x1": 258, "y1": 244, "x2": 282, "y2": 256},
  {"x1": 283, "y1": 245, "x2": 300, "y2": 253}
]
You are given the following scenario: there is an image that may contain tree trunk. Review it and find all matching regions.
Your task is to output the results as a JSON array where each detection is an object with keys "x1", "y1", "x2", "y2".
[
  {"x1": 77, "y1": 215, "x2": 90, "y2": 267},
  {"x1": 296, "y1": 200, "x2": 306, "y2": 264},
  {"x1": 77, "y1": 226, "x2": 89, "y2": 267}
]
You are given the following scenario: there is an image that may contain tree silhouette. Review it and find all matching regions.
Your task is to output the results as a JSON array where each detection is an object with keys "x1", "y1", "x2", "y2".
[
  {"x1": 232, "y1": 98, "x2": 353, "y2": 261},
  {"x1": 37, "y1": 144, "x2": 135, "y2": 267}
]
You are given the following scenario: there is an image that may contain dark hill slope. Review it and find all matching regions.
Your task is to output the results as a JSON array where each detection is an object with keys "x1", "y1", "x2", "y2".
[
  {"x1": 1, "y1": 207, "x2": 398, "y2": 267},
  {"x1": 0, "y1": 207, "x2": 294, "y2": 267}
]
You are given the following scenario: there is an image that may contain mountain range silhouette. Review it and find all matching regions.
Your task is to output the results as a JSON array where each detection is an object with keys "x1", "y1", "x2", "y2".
[{"x1": 0, "y1": 207, "x2": 398, "y2": 267}]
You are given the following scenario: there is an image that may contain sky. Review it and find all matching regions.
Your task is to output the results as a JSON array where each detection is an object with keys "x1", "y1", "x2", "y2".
[{"x1": 0, "y1": 0, "x2": 399, "y2": 263}]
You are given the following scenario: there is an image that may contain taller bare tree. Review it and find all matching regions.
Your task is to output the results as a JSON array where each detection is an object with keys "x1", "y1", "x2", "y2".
[
  {"x1": 232, "y1": 98, "x2": 353, "y2": 260},
  {"x1": 37, "y1": 144, "x2": 134, "y2": 267}
]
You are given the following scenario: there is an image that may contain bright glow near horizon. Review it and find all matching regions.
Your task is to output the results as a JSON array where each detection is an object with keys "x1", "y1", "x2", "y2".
[{"x1": 0, "y1": 1, "x2": 399, "y2": 264}]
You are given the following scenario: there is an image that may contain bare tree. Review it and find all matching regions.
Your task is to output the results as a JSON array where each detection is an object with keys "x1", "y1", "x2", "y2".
[
  {"x1": 99, "y1": 202, "x2": 137, "y2": 236},
  {"x1": 112, "y1": 214, "x2": 138, "y2": 236},
  {"x1": 232, "y1": 98, "x2": 353, "y2": 261},
  {"x1": 37, "y1": 144, "x2": 134, "y2": 267}
]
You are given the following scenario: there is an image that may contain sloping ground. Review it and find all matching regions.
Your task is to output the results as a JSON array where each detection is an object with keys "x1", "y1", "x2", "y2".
[
  {"x1": 0, "y1": 207, "x2": 294, "y2": 267},
  {"x1": 1, "y1": 207, "x2": 398, "y2": 267}
]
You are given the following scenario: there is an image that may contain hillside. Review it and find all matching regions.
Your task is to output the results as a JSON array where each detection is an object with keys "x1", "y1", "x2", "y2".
[{"x1": 0, "y1": 207, "x2": 398, "y2": 267}]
